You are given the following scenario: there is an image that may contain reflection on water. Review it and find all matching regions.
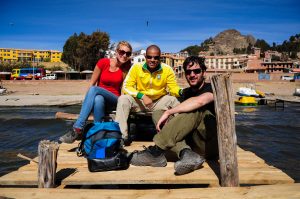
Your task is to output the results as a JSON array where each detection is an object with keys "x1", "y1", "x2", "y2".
[
  {"x1": 235, "y1": 104, "x2": 300, "y2": 182},
  {"x1": 0, "y1": 104, "x2": 299, "y2": 182}
]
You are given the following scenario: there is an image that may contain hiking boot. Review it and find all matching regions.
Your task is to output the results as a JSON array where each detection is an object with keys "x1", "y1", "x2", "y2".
[
  {"x1": 130, "y1": 146, "x2": 167, "y2": 167},
  {"x1": 174, "y1": 149, "x2": 205, "y2": 175},
  {"x1": 59, "y1": 128, "x2": 82, "y2": 144}
]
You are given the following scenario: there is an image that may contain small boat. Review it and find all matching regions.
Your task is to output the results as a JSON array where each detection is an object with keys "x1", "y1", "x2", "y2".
[
  {"x1": 0, "y1": 88, "x2": 6, "y2": 95},
  {"x1": 235, "y1": 96, "x2": 258, "y2": 106},
  {"x1": 237, "y1": 87, "x2": 259, "y2": 97},
  {"x1": 255, "y1": 90, "x2": 265, "y2": 98}
]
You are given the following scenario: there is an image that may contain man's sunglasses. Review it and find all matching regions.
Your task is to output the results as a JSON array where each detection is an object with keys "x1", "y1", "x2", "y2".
[
  {"x1": 146, "y1": 55, "x2": 160, "y2": 60},
  {"x1": 118, "y1": 50, "x2": 132, "y2": 57},
  {"x1": 185, "y1": 68, "x2": 202, "y2": 75}
]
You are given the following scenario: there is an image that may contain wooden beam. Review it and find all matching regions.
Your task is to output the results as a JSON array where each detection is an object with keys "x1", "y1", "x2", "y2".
[
  {"x1": 211, "y1": 74, "x2": 239, "y2": 187},
  {"x1": 1, "y1": 184, "x2": 300, "y2": 199}
]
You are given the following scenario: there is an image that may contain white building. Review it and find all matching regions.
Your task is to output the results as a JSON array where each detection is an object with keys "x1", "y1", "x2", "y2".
[
  {"x1": 105, "y1": 50, "x2": 116, "y2": 58},
  {"x1": 131, "y1": 49, "x2": 146, "y2": 65},
  {"x1": 200, "y1": 54, "x2": 248, "y2": 70}
]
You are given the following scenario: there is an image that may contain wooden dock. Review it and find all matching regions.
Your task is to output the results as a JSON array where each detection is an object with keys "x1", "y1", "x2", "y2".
[
  {"x1": 0, "y1": 141, "x2": 294, "y2": 188},
  {"x1": 1, "y1": 183, "x2": 299, "y2": 199}
]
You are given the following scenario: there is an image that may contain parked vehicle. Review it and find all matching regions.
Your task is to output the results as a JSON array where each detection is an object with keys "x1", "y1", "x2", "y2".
[
  {"x1": 11, "y1": 68, "x2": 45, "y2": 80},
  {"x1": 41, "y1": 74, "x2": 57, "y2": 80},
  {"x1": 281, "y1": 75, "x2": 293, "y2": 81}
]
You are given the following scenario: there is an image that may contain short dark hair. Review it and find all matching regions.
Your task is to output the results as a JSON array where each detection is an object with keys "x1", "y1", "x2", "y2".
[
  {"x1": 146, "y1": 45, "x2": 161, "y2": 54},
  {"x1": 183, "y1": 56, "x2": 206, "y2": 72}
]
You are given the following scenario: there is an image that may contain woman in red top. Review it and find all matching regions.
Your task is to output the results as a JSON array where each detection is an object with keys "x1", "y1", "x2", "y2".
[{"x1": 60, "y1": 41, "x2": 132, "y2": 143}]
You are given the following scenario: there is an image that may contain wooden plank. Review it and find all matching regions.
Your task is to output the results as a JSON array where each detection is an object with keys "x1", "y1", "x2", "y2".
[
  {"x1": 1, "y1": 184, "x2": 300, "y2": 199},
  {"x1": 61, "y1": 162, "x2": 219, "y2": 186},
  {"x1": 55, "y1": 111, "x2": 94, "y2": 121},
  {"x1": 0, "y1": 170, "x2": 38, "y2": 185},
  {"x1": 0, "y1": 142, "x2": 294, "y2": 186}
]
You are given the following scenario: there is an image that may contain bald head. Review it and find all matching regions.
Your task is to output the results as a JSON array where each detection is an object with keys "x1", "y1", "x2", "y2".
[
  {"x1": 145, "y1": 45, "x2": 161, "y2": 70},
  {"x1": 146, "y1": 45, "x2": 161, "y2": 55}
]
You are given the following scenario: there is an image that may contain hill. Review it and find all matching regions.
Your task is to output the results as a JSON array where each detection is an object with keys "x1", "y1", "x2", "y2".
[{"x1": 212, "y1": 29, "x2": 256, "y2": 54}]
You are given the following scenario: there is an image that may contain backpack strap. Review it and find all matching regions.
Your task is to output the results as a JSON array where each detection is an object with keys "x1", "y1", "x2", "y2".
[{"x1": 77, "y1": 123, "x2": 94, "y2": 157}]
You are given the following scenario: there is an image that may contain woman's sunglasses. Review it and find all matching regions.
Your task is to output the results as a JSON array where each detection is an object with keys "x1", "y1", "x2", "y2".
[
  {"x1": 118, "y1": 50, "x2": 132, "y2": 57},
  {"x1": 146, "y1": 55, "x2": 160, "y2": 60},
  {"x1": 185, "y1": 68, "x2": 202, "y2": 75}
]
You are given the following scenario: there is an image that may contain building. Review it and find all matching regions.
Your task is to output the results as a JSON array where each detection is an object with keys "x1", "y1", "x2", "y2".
[
  {"x1": 264, "y1": 50, "x2": 282, "y2": 62},
  {"x1": 0, "y1": 48, "x2": 62, "y2": 63},
  {"x1": 131, "y1": 50, "x2": 146, "y2": 65},
  {"x1": 105, "y1": 50, "x2": 116, "y2": 58},
  {"x1": 199, "y1": 54, "x2": 248, "y2": 71},
  {"x1": 161, "y1": 52, "x2": 186, "y2": 76}
]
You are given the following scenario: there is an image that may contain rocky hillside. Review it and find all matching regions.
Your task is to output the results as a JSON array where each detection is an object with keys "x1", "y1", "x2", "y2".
[{"x1": 210, "y1": 29, "x2": 256, "y2": 54}]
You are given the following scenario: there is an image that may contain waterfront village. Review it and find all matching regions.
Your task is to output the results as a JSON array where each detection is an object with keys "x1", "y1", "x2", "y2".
[
  {"x1": 0, "y1": 46, "x2": 300, "y2": 82},
  {"x1": 0, "y1": 44, "x2": 300, "y2": 198}
]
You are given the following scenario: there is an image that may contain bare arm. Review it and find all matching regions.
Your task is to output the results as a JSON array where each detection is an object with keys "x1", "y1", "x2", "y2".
[
  {"x1": 156, "y1": 92, "x2": 213, "y2": 131},
  {"x1": 89, "y1": 65, "x2": 101, "y2": 87}
]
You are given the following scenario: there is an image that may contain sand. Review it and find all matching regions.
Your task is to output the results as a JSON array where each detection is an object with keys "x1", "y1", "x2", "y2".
[{"x1": 0, "y1": 79, "x2": 299, "y2": 106}]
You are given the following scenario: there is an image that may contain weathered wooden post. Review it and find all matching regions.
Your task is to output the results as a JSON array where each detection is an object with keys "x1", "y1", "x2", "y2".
[
  {"x1": 211, "y1": 73, "x2": 239, "y2": 187},
  {"x1": 38, "y1": 140, "x2": 59, "y2": 188}
]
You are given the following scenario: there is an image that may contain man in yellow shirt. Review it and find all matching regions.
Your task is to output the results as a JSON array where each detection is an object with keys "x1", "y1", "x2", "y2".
[{"x1": 115, "y1": 45, "x2": 182, "y2": 144}]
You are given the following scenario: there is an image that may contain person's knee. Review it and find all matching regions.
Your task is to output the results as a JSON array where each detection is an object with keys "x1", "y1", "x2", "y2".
[
  {"x1": 89, "y1": 86, "x2": 98, "y2": 93},
  {"x1": 167, "y1": 96, "x2": 180, "y2": 107},
  {"x1": 118, "y1": 95, "x2": 132, "y2": 106},
  {"x1": 94, "y1": 95, "x2": 105, "y2": 106},
  {"x1": 152, "y1": 110, "x2": 165, "y2": 124}
]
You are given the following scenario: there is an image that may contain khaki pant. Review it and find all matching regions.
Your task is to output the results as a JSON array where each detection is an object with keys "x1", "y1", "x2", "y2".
[
  {"x1": 152, "y1": 109, "x2": 219, "y2": 159},
  {"x1": 115, "y1": 95, "x2": 180, "y2": 139}
]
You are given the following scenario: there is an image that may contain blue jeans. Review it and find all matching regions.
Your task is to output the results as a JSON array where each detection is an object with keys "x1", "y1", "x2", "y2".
[{"x1": 73, "y1": 86, "x2": 118, "y2": 129}]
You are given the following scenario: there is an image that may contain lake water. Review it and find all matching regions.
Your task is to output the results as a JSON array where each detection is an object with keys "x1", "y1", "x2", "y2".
[{"x1": 0, "y1": 103, "x2": 299, "y2": 182}]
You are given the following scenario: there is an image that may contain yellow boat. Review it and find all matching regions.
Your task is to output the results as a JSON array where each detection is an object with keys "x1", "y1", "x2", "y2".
[
  {"x1": 255, "y1": 90, "x2": 265, "y2": 98},
  {"x1": 235, "y1": 96, "x2": 258, "y2": 106}
]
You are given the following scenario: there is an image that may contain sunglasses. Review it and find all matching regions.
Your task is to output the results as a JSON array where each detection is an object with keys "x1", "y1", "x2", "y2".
[
  {"x1": 146, "y1": 55, "x2": 160, "y2": 60},
  {"x1": 185, "y1": 68, "x2": 202, "y2": 75},
  {"x1": 118, "y1": 50, "x2": 132, "y2": 57}
]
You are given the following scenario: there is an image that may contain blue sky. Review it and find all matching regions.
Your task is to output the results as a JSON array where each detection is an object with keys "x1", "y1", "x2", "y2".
[{"x1": 1, "y1": 0, "x2": 299, "y2": 52}]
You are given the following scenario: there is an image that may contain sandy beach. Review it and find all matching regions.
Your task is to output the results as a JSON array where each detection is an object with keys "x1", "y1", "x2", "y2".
[{"x1": 0, "y1": 78, "x2": 299, "y2": 106}]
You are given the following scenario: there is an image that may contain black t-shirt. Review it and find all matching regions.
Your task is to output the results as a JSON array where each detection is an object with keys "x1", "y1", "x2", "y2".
[{"x1": 181, "y1": 83, "x2": 215, "y2": 115}]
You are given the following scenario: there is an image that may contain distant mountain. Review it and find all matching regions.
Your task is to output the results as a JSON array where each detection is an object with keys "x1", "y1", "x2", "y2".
[
  {"x1": 181, "y1": 29, "x2": 300, "y2": 59},
  {"x1": 211, "y1": 29, "x2": 256, "y2": 54}
]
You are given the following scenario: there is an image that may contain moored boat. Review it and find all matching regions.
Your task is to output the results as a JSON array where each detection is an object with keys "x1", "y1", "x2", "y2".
[
  {"x1": 235, "y1": 96, "x2": 258, "y2": 106},
  {"x1": 237, "y1": 87, "x2": 259, "y2": 97}
]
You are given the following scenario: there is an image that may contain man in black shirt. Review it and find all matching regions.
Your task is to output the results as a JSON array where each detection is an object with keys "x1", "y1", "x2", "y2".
[{"x1": 130, "y1": 56, "x2": 218, "y2": 175}]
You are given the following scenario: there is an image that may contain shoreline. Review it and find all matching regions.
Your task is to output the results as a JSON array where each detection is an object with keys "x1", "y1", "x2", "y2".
[{"x1": 0, "y1": 79, "x2": 299, "y2": 106}]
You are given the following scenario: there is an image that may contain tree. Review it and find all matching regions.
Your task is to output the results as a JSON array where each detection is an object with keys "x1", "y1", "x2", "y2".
[
  {"x1": 62, "y1": 33, "x2": 79, "y2": 70},
  {"x1": 246, "y1": 43, "x2": 253, "y2": 54},
  {"x1": 254, "y1": 39, "x2": 270, "y2": 53},
  {"x1": 180, "y1": 45, "x2": 201, "y2": 56},
  {"x1": 43, "y1": 57, "x2": 51, "y2": 62},
  {"x1": 290, "y1": 51, "x2": 298, "y2": 59},
  {"x1": 271, "y1": 55, "x2": 281, "y2": 61},
  {"x1": 62, "y1": 31, "x2": 110, "y2": 71}
]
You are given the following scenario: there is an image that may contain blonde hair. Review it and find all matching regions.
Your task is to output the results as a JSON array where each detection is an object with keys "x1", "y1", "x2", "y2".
[{"x1": 116, "y1": 41, "x2": 132, "y2": 52}]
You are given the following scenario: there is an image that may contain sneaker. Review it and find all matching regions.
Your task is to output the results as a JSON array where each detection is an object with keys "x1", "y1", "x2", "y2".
[
  {"x1": 130, "y1": 146, "x2": 167, "y2": 167},
  {"x1": 174, "y1": 149, "x2": 205, "y2": 175},
  {"x1": 121, "y1": 138, "x2": 132, "y2": 146},
  {"x1": 59, "y1": 128, "x2": 82, "y2": 144}
]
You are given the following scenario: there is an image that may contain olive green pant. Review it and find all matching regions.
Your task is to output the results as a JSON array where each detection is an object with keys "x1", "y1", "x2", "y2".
[{"x1": 152, "y1": 109, "x2": 219, "y2": 159}]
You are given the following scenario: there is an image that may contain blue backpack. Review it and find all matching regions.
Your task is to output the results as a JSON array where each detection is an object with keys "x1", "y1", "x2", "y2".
[{"x1": 77, "y1": 121, "x2": 129, "y2": 172}]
